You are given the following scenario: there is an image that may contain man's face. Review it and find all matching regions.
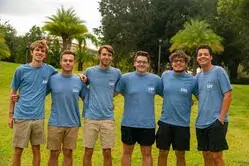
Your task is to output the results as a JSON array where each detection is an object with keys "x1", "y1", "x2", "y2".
[
  {"x1": 171, "y1": 57, "x2": 187, "y2": 73},
  {"x1": 60, "y1": 54, "x2": 75, "y2": 72},
  {"x1": 134, "y1": 56, "x2": 149, "y2": 74},
  {"x1": 99, "y1": 48, "x2": 113, "y2": 68},
  {"x1": 31, "y1": 47, "x2": 46, "y2": 62},
  {"x1": 197, "y1": 48, "x2": 212, "y2": 67}
]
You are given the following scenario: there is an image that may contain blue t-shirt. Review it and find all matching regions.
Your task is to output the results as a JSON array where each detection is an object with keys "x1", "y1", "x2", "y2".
[
  {"x1": 11, "y1": 63, "x2": 56, "y2": 119},
  {"x1": 83, "y1": 65, "x2": 121, "y2": 120},
  {"x1": 116, "y1": 72, "x2": 163, "y2": 128},
  {"x1": 48, "y1": 73, "x2": 88, "y2": 127},
  {"x1": 195, "y1": 66, "x2": 232, "y2": 129},
  {"x1": 160, "y1": 71, "x2": 198, "y2": 127}
]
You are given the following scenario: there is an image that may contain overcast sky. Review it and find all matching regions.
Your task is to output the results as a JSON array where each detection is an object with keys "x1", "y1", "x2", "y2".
[{"x1": 0, "y1": 0, "x2": 101, "y2": 36}]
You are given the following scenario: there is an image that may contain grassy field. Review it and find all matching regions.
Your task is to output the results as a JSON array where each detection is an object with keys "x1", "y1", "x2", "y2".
[{"x1": 0, "y1": 61, "x2": 249, "y2": 166}]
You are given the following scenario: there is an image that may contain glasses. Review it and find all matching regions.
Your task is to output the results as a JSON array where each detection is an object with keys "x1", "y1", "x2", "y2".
[
  {"x1": 172, "y1": 59, "x2": 185, "y2": 63},
  {"x1": 136, "y1": 61, "x2": 148, "y2": 64}
]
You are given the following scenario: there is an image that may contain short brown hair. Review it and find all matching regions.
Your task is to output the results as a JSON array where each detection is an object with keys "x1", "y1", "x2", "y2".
[
  {"x1": 60, "y1": 50, "x2": 76, "y2": 59},
  {"x1": 169, "y1": 50, "x2": 190, "y2": 64},
  {"x1": 98, "y1": 45, "x2": 114, "y2": 55},
  {"x1": 134, "y1": 51, "x2": 151, "y2": 63},
  {"x1": 29, "y1": 40, "x2": 47, "y2": 51}
]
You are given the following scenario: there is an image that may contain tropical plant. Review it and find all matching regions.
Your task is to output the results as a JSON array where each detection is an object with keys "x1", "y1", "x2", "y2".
[
  {"x1": 43, "y1": 6, "x2": 87, "y2": 51},
  {"x1": 169, "y1": 19, "x2": 223, "y2": 74}
]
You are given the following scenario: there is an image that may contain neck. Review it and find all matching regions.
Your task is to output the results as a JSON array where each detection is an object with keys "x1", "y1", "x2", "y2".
[
  {"x1": 136, "y1": 71, "x2": 147, "y2": 75},
  {"x1": 173, "y1": 70, "x2": 185, "y2": 75},
  {"x1": 61, "y1": 70, "x2": 73, "y2": 76},
  {"x1": 29, "y1": 60, "x2": 43, "y2": 67},
  {"x1": 99, "y1": 64, "x2": 110, "y2": 70},
  {"x1": 202, "y1": 64, "x2": 213, "y2": 72}
]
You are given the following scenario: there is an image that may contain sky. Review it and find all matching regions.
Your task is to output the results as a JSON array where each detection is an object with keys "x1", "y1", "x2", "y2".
[{"x1": 0, "y1": 0, "x2": 101, "y2": 36}]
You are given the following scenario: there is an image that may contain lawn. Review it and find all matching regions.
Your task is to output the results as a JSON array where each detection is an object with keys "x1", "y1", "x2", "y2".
[{"x1": 0, "y1": 61, "x2": 249, "y2": 166}]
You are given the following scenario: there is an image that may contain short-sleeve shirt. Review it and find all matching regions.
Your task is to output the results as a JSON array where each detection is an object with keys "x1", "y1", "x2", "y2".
[
  {"x1": 11, "y1": 63, "x2": 56, "y2": 119},
  {"x1": 195, "y1": 66, "x2": 232, "y2": 129},
  {"x1": 83, "y1": 65, "x2": 121, "y2": 120},
  {"x1": 116, "y1": 71, "x2": 163, "y2": 128}
]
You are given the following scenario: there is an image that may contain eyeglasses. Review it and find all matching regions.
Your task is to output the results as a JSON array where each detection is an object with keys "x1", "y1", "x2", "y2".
[
  {"x1": 172, "y1": 59, "x2": 185, "y2": 63},
  {"x1": 136, "y1": 61, "x2": 148, "y2": 64}
]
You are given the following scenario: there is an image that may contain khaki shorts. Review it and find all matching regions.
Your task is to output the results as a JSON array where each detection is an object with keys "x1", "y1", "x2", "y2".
[
  {"x1": 83, "y1": 118, "x2": 115, "y2": 149},
  {"x1": 47, "y1": 126, "x2": 79, "y2": 150},
  {"x1": 13, "y1": 119, "x2": 45, "y2": 148}
]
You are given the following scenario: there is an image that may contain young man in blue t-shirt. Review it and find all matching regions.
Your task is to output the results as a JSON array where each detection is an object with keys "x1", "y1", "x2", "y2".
[
  {"x1": 195, "y1": 45, "x2": 232, "y2": 166},
  {"x1": 47, "y1": 50, "x2": 88, "y2": 166},
  {"x1": 9, "y1": 40, "x2": 56, "y2": 166},
  {"x1": 116, "y1": 51, "x2": 163, "y2": 166},
  {"x1": 82, "y1": 45, "x2": 121, "y2": 166},
  {"x1": 156, "y1": 50, "x2": 198, "y2": 166}
]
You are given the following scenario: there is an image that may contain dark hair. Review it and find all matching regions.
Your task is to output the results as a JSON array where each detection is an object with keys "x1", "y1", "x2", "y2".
[
  {"x1": 29, "y1": 40, "x2": 47, "y2": 51},
  {"x1": 98, "y1": 45, "x2": 114, "y2": 55},
  {"x1": 60, "y1": 50, "x2": 75, "y2": 59},
  {"x1": 196, "y1": 45, "x2": 212, "y2": 56},
  {"x1": 169, "y1": 50, "x2": 190, "y2": 64},
  {"x1": 134, "y1": 51, "x2": 150, "y2": 63}
]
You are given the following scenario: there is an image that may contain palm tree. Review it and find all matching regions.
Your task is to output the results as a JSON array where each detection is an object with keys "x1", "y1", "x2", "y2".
[
  {"x1": 0, "y1": 31, "x2": 10, "y2": 60},
  {"x1": 75, "y1": 32, "x2": 98, "y2": 71},
  {"x1": 43, "y1": 6, "x2": 87, "y2": 51},
  {"x1": 169, "y1": 19, "x2": 224, "y2": 74}
]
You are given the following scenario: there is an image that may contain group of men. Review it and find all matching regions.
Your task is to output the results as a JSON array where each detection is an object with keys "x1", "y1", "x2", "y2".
[{"x1": 9, "y1": 39, "x2": 232, "y2": 166}]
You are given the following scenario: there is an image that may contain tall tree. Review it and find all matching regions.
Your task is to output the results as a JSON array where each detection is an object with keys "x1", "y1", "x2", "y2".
[
  {"x1": 169, "y1": 19, "x2": 223, "y2": 74},
  {"x1": 43, "y1": 6, "x2": 87, "y2": 51},
  {"x1": 216, "y1": 0, "x2": 249, "y2": 80},
  {"x1": 0, "y1": 30, "x2": 10, "y2": 60},
  {"x1": 75, "y1": 32, "x2": 98, "y2": 71}
]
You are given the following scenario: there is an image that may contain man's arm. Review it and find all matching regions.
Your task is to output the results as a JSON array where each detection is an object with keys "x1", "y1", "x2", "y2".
[
  {"x1": 9, "y1": 89, "x2": 17, "y2": 128},
  {"x1": 219, "y1": 91, "x2": 232, "y2": 124}
]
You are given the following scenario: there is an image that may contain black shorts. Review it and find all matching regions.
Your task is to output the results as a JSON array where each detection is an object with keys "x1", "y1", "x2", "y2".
[
  {"x1": 121, "y1": 126, "x2": 155, "y2": 146},
  {"x1": 156, "y1": 121, "x2": 190, "y2": 151},
  {"x1": 196, "y1": 119, "x2": 228, "y2": 152}
]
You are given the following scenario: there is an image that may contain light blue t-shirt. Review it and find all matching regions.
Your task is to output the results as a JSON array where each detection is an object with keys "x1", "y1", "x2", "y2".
[
  {"x1": 160, "y1": 71, "x2": 198, "y2": 127},
  {"x1": 83, "y1": 65, "x2": 121, "y2": 120},
  {"x1": 195, "y1": 66, "x2": 232, "y2": 129},
  {"x1": 48, "y1": 73, "x2": 88, "y2": 127},
  {"x1": 11, "y1": 63, "x2": 56, "y2": 119},
  {"x1": 116, "y1": 72, "x2": 163, "y2": 128}
]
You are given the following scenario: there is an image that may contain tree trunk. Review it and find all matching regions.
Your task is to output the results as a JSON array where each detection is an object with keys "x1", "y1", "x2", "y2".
[
  {"x1": 78, "y1": 61, "x2": 83, "y2": 71},
  {"x1": 228, "y1": 60, "x2": 239, "y2": 81}
]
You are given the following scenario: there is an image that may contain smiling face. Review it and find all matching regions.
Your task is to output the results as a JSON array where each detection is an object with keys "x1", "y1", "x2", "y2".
[
  {"x1": 171, "y1": 57, "x2": 187, "y2": 73},
  {"x1": 197, "y1": 48, "x2": 213, "y2": 69},
  {"x1": 31, "y1": 47, "x2": 46, "y2": 63},
  {"x1": 134, "y1": 55, "x2": 150, "y2": 74},
  {"x1": 98, "y1": 47, "x2": 113, "y2": 69}
]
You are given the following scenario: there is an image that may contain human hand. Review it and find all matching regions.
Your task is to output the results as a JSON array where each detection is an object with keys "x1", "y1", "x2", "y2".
[
  {"x1": 78, "y1": 74, "x2": 87, "y2": 83},
  {"x1": 8, "y1": 117, "x2": 13, "y2": 128},
  {"x1": 11, "y1": 94, "x2": 19, "y2": 102}
]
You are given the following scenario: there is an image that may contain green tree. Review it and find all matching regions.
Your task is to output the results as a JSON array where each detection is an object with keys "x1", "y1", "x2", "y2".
[
  {"x1": 169, "y1": 19, "x2": 223, "y2": 74},
  {"x1": 0, "y1": 30, "x2": 10, "y2": 60},
  {"x1": 75, "y1": 32, "x2": 98, "y2": 71},
  {"x1": 216, "y1": 0, "x2": 249, "y2": 80},
  {"x1": 43, "y1": 6, "x2": 87, "y2": 51}
]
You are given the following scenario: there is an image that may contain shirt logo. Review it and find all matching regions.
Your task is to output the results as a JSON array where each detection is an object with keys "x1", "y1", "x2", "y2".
[
  {"x1": 72, "y1": 88, "x2": 79, "y2": 93},
  {"x1": 148, "y1": 87, "x2": 155, "y2": 93},
  {"x1": 180, "y1": 88, "x2": 188, "y2": 93},
  {"x1": 207, "y1": 83, "x2": 213, "y2": 89},
  {"x1": 42, "y1": 80, "x2": 48, "y2": 84}
]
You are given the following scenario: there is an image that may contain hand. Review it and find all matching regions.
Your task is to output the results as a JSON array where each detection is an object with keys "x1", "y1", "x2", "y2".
[
  {"x1": 11, "y1": 94, "x2": 19, "y2": 102},
  {"x1": 218, "y1": 117, "x2": 225, "y2": 125},
  {"x1": 8, "y1": 117, "x2": 13, "y2": 128},
  {"x1": 78, "y1": 74, "x2": 87, "y2": 83}
]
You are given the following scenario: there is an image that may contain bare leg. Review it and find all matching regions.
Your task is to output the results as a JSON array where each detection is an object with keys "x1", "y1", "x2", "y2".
[
  {"x1": 202, "y1": 151, "x2": 214, "y2": 166},
  {"x1": 140, "y1": 146, "x2": 153, "y2": 166},
  {"x1": 83, "y1": 147, "x2": 94, "y2": 166},
  {"x1": 32, "y1": 145, "x2": 40, "y2": 166},
  {"x1": 48, "y1": 150, "x2": 60, "y2": 166},
  {"x1": 121, "y1": 143, "x2": 134, "y2": 166},
  {"x1": 12, "y1": 147, "x2": 23, "y2": 166},
  {"x1": 102, "y1": 148, "x2": 112, "y2": 166},
  {"x1": 158, "y1": 150, "x2": 169, "y2": 166},
  {"x1": 211, "y1": 151, "x2": 224, "y2": 166},
  {"x1": 175, "y1": 150, "x2": 185, "y2": 166},
  {"x1": 63, "y1": 148, "x2": 73, "y2": 166}
]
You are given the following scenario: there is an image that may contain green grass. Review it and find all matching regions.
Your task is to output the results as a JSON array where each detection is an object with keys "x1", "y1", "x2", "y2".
[{"x1": 0, "y1": 61, "x2": 249, "y2": 165}]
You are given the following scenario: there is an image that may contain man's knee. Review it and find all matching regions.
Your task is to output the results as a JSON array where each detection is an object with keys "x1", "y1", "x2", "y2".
[
  {"x1": 14, "y1": 147, "x2": 23, "y2": 156},
  {"x1": 102, "y1": 148, "x2": 112, "y2": 158},
  {"x1": 84, "y1": 148, "x2": 94, "y2": 157},
  {"x1": 175, "y1": 151, "x2": 185, "y2": 159},
  {"x1": 63, "y1": 148, "x2": 72, "y2": 157},
  {"x1": 211, "y1": 151, "x2": 223, "y2": 160},
  {"x1": 50, "y1": 150, "x2": 61, "y2": 158}
]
